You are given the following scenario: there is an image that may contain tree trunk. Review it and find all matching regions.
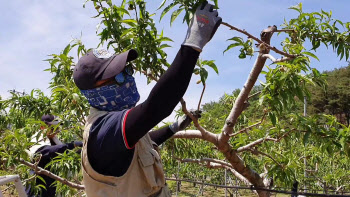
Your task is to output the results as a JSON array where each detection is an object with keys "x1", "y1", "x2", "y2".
[{"x1": 217, "y1": 26, "x2": 278, "y2": 197}]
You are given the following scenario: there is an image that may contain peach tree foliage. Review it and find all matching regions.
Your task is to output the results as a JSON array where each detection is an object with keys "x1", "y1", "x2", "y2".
[{"x1": 0, "y1": 0, "x2": 349, "y2": 196}]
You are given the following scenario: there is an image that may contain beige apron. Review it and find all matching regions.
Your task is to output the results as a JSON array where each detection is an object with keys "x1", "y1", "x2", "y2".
[{"x1": 81, "y1": 108, "x2": 171, "y2": 197}]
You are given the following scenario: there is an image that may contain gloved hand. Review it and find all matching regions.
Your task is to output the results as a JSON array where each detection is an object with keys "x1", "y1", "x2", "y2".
[
  {"x1": 182, "y1": 1, "x2": 222, "y2": 52},
  {"x1": 169, "y1": 110, "x2": 202, "y2": 133}
]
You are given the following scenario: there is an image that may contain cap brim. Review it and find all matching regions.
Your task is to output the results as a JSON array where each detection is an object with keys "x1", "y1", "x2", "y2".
[
  {"x1": 101, "y1": 49, "x2": 138, "y2": 80},
  {"x1": 46, "y1": 120, "x2": 60, "y2": 125}
]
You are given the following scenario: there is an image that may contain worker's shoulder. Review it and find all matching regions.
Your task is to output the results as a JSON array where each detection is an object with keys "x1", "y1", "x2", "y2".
[{"x1": 92, "y1": 109, "x2": 128, "y2": 131}]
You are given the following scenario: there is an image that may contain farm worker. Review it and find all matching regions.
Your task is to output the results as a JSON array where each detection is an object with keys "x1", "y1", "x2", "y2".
[
  {"x1": 26, "y1": 114, "x2": 83, "y2": 197},
  {"x1": 73, "y1": 2, "x2": 221, "y2": 196}
]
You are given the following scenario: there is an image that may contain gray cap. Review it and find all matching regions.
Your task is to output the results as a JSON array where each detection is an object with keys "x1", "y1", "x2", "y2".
[
  {"x1": 73, "y1": 49, "x2": 138, "y2": 90},
  {"x1": 41, "y1": 114, "x2": 60, "y2": 125}
]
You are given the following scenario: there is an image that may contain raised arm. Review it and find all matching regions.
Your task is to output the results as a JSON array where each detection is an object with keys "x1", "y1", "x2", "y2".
[{"x1": 124, "y1": 3, "x2": 221, "y2": 148}]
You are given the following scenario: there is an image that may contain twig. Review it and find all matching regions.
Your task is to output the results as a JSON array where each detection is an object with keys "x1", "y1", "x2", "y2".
[
  {"x1": 237, "y1": 136, "x2": 276, "y2": 152},
  {"x1": 247, "y1": 91, "x2": 261, "y2": 100},
  {"x1": 230, "y1": 122, "x2": 261, "y2": 137},
  {"x1": 197, "y1": 83, "x2": 206, "y2": 111},
  {"x1": 19, "y1": 159, "x2": 85, "y2": 190},
  {"x1": 221, "y1": 22, "x2": 296, "y2": 58},
  {"x1": 250, "y1": 149, "x2": 283, "y2": 168},
  {"x1": 230, "y1": 112, "x2": 267, "y2": 137}
]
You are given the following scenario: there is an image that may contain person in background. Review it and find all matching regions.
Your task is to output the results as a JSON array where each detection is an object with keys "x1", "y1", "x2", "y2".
[
  {"x1": 73, "y1": 1, "x2": 221, "y2": 196},
  {"x1": 26, "y1": 114, "x2": 82, "y2": 197}
]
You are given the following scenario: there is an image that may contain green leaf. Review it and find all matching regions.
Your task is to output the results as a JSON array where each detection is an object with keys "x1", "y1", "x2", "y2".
[
  {"x1": 157, "y1": 37, "x2": 173, "y2": 42},
  {"x1": 122, "y1": 19, "x2": 137, "y2": 27},
  {"x1": 223, "y1": 43, "x2": 241, "y2": 53},
  {"x1": 202, "y1": 60, "x2": 219, "y2": 74},
  {"x1": 213, "y1": 0, "x2": 218, "y2": 8},
  {"x1": 302, "y1": 51, "x2": 320, "y2": 61},
  {"x1": 199, "y1": 68, "x2": 208, "y2": 84},
  {"x1": 227, "y1": 37, "x2": 243, "y2": 44},
  {"x1": 288, "y1": 3, "x2": 302, "y2": 14},
  {"x1": 170, "y1": 8, "x2": 184, "y2": 26},
  {"x1": 63, "y1": 44, "x2": 71, "y2": 56},
  {"x1": 160, "y1": 3, "x2": 175, "y2": 22},
  {"x1": 239, "y1": 52, "x2": 246, "y2": 59},
  {"x1": 303, "y1": 131, "x2": 311, "y2": 145},
  {"x1": 159, "y1": 44, "x2": 172, "y2": 49},
  {"x1": 157, "y1": 0, "x2": 167, "y2": 10},
  {"x1": 269, "y1": 112, "x2": 277, "y2": 126}
]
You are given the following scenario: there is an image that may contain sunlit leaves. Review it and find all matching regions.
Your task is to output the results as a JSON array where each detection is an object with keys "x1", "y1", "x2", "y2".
[
  {"x1": 194, "y1": 59, "x2": 218, "y2": 85},
  {"x1": 158, "y1": 0, "x2": 218, "y2": 25},
  {"x1": 282, "y1": 3, "x2": 350, "y2": 60},
  {"x1": 224, "y1": 37, "x2": 254, "y2": 59}
]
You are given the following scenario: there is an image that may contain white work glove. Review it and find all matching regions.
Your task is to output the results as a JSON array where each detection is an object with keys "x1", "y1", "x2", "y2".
[
  {"x1": 169, "y1": 110, "x2": 202, "y2": 133},
  {"x1": 182, "y1": 1, "x2": 222, "y2": 52}
]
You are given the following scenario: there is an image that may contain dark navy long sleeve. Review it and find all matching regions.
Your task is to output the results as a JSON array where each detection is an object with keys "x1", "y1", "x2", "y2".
[{"x1": 87, "y1": 46, "x2": 199, "y2": 177}]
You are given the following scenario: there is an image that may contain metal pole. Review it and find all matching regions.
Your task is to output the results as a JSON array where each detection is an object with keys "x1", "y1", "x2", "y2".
[
  {"x1": 225, "y1": 169, "x2": 228, "y2": 197},
  {"x1": 176, "y1": 162, "x2": 180, "y2": 197},
  {"x1": 0, "y1": 175, "x2": 27, "y2": 197},
  {"x1": 304, "y1": 96, "x2": 307, "y2": 193}
]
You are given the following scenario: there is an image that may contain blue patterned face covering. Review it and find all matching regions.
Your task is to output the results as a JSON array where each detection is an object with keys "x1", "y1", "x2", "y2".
[{"x1": 80, "y1": 75, "x2": 140, "y2": 111}]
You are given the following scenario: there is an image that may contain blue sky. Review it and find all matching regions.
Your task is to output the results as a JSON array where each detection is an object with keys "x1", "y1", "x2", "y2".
[{"x1": 0, "y1": 0, "x2": 349, "y2": 121}]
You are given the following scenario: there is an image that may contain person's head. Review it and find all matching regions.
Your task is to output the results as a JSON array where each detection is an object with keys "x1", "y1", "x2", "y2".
[
  {"x1": 41, "y1": 114, "x2": 60, "y2": 127},
  {"x1": 40, "y1": 114, "x2": 61, "y2": 136},
  {"x1": 73, "y1": 49, "x2": 140, "y2": 111}
]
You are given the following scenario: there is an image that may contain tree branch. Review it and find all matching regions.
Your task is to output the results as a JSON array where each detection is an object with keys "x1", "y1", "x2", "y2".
[
  {"x1": 175, "y1": 157, "x2": 233, "y2": 169},
  {"x1": 19, "y1": 159, "x2": 85, "y2": 190},
  {"x1": 221, "y1": 22, "x2": 296, "y2": 58},
  {"x1": 248, "y1": 91, "x2": 262, "y2": 100},
  {"x1": 173, "y1": 130, "x2": 203, "y2": 139},
  {"x1": 197, "y1": 83, "x2": 206, "y2": 111},
  {"x1": 214, "y1": 26, "x2": 279, "y2": 197},
  {"x1": 275, "y1": 29, "x2": 295, "y2": 33},
  {"x1": 237, "y1": 136, "x2": 276, "y2": 153},
  {"x1": 250, "y1": 149, "x2": 283, "y2": 168},
  {"x1": 230, "y1": 113, "x2": 267, "y2": 137},
  {"x1": 262, "y1": 54, "x2": 294, "y2": 63},
  {"x1": 180, "y1": 99, "x2": 218, "y2": 145}
]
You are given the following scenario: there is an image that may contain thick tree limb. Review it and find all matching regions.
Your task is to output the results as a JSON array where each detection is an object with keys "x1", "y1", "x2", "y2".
[
  {"x1": 221, "y1": 22, "x2": 296, "y2": 58},
  {"x1": 19, "y1": 159, "x2": 85, "y2": 190},
  {"x1": 173, "y1": 130, "x2": 203, "y2": 139},
  {"x1": 214, "y1": 26, "x2": 279, "y2": 197},
  {"x1": 219, "y1": 26, "x2": 277, "y2": 141}
]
